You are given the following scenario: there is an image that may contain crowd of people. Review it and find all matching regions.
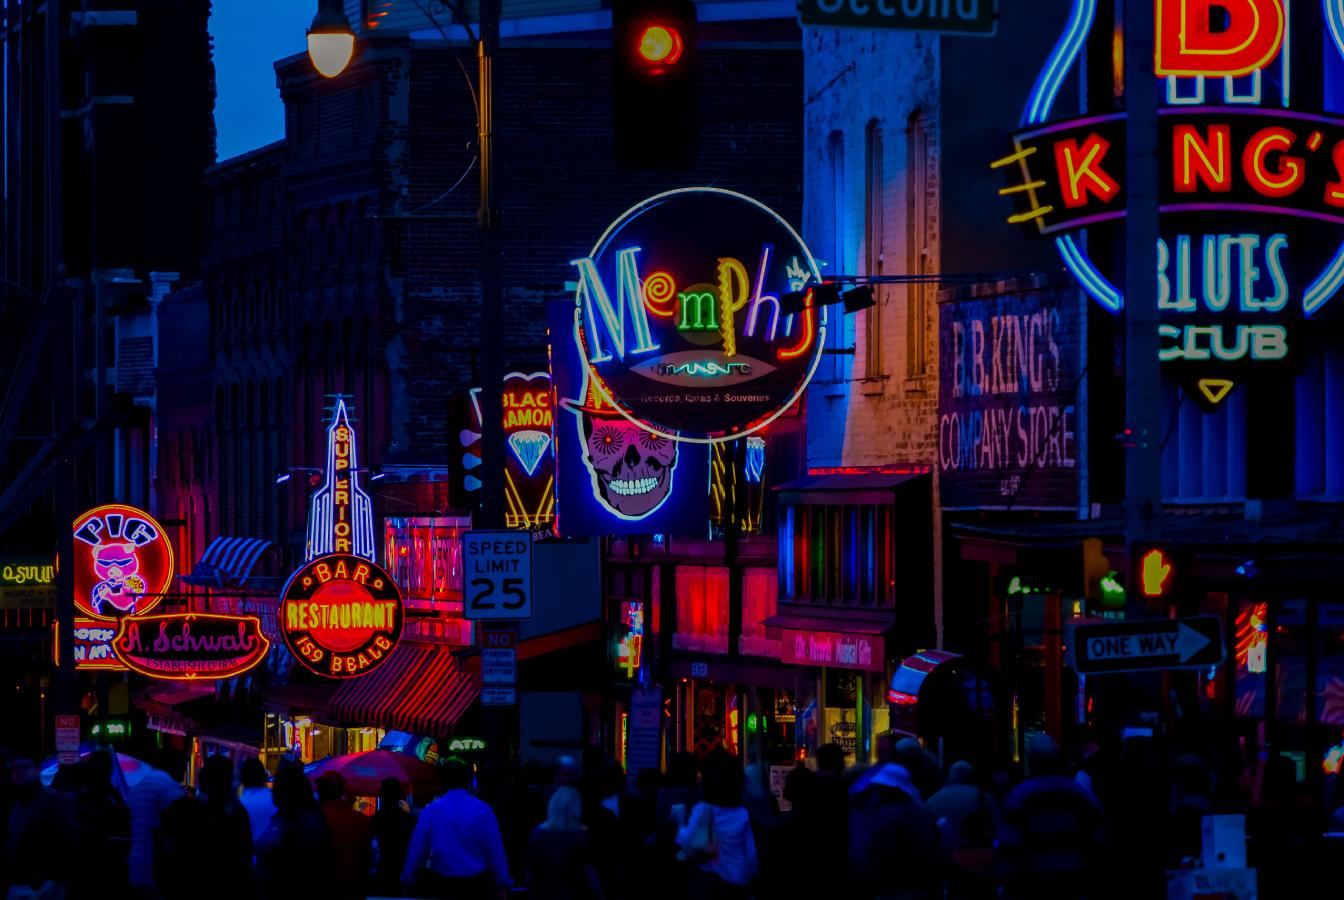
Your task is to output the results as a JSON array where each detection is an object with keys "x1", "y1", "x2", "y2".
[{"x1": 0, "y1": 729, "x2": 1337, "y2": 899}]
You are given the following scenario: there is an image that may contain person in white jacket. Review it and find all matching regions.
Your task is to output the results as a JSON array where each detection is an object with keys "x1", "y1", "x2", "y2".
[{"x1": 675, "y1": 750, "x2": 758, "y2": 898}]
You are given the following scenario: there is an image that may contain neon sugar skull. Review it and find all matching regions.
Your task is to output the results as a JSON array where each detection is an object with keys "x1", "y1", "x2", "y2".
[
  {"x1": 72, "y1": 504, "x2": 175, "y2": 620},
  {"x1": 565, "y1": 379, "x2": 678, "y2": 519}
]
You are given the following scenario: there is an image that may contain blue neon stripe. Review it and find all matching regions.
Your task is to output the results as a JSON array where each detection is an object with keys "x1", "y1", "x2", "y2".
[
  {"x1": 1328, "y1": 0, "x2": 1344, "y2": 63},
  {"x1": 1022, "y1": 0, "x2": 1097, "y2": 127},
  {"x1": 1058, "y1": 235, "x2": 1123, "y2": 313},
  {"x1": 1305, "y1": 242, "x2": 1344, "y2": 316}
]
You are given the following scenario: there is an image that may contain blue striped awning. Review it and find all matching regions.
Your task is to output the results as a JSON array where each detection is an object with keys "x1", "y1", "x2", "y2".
[{"x1": 190, "y1": 536, "x2": 273, "y2": 586}]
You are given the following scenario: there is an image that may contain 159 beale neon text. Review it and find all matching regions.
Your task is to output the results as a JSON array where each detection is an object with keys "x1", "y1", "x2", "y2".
[{"x1": 996, "y1": 0, "x2": 1344, "y2": 405}]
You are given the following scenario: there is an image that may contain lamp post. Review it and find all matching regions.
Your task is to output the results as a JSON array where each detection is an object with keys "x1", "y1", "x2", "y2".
[{"x1": 306, "y1": 0, "x2": 355, "y2": 79}]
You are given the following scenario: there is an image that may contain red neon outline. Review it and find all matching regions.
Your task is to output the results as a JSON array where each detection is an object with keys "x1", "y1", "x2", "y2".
[
  {"x1": 113, "y1": 613, "x2": 270, "y2": 680},
  {"x1": 1053, "y1": 135, "x2": 1120, "y2": 209},
  {"x1": 637, "y1": 25, "x2": 683, "y2": 65},
  {"x1": 1326, "y1": 141, "x2": 1344, "y2": 209},
  {"x1": 1242, "y1": 126, "x2": 1305, "y2": 198},
  {"x1": 777, "y1": 295, "x2": 816, "y2": 360},
  {"x1": 1154, "y1": 0, "x2": 1286, "y2": 78},
  {"x1": 1172, "y1": 124, "x2": 1232, "y2": 194},
  {"x1": 1139, "y1": 549, "x2": 1174, "y2": 598}
]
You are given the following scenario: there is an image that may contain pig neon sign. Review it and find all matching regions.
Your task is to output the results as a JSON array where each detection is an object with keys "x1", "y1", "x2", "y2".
[
  {"x1": 572, "y1": 188, "x2": 826, "y2": 442},
  {"x1": 72, "y1": 504, "x2": 175, "y2": 620},
  {"x1": 996, "y1": 0, "x2": 1344, "y2": 407}
]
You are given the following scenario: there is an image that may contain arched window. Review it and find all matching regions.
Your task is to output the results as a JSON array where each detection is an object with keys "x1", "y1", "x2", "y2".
[
  {"x1": 906, "y1": 111, "x2": 930, "y2": 377},
  {"x1": 863, "y1": 119, "x2": 884, "y2": 378}
]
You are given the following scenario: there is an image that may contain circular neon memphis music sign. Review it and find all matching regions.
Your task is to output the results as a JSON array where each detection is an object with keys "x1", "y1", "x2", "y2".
[
  {"x1": 72, "y1": 504, "x2": 175, "y2": 620},
  {"x1": 571, "y1": 188, "x2": 826, "y2": 443},
  {"x1": 279, "y1": 553, "x2": 404, "y2": 678}
]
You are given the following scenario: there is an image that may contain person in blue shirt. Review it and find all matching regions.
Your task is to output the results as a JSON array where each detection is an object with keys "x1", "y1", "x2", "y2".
[{"x1": 402, "y1": 758, "x2": 510, "y2": 900}]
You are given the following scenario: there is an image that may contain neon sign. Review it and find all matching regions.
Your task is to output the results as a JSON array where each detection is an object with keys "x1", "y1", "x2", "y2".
[
  {"x1": 307, "y1": 398, "x2": 375, "y2": 562},
  {"x1": 571, "y1": 188, "x2": 826, "y2": 442},
  {"x1": 996, "y1": 0, "x2": 1344, "y2": 407},
  {"x1": 1236, "y1": 601, "x2": 1269, "y2": 673},
  {"x1": 72, "y1": 504, "x2": 174, "y2": 620},
  {"x1": 113, "y1": 613, "x2": 270, "y2": 680},
  {"x1": 65, "y1": 617, "x2": 129, "y2": 671},
  {"x1": 1, "y1": 559, "x2": 54, "y2": 585},
  {"x1": 466, "y1": 372, "x2": 556, "y2": 530},
  {"x1": 280, "y1": 553, "x2": 404, "y2": 678}
]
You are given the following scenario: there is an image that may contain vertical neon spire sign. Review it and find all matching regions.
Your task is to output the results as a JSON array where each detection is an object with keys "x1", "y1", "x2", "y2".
[{"x1": 306, "y1": 397, "x2": 375, "y2": 562}]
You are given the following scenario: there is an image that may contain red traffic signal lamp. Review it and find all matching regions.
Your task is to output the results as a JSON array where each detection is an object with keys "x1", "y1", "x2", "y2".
[
  {"x1": 612, "y1": 0, "x2": 697, "y2": 169},
  {"x1": 637, "y1": 24, "x2": 684, "y2": 67}
]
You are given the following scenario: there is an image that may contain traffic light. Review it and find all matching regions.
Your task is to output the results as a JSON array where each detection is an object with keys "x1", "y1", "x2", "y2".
[
  {"x1": 1139, "y1": 547, "x2": 1175, "y2": 598},
  {"x1": 612, "y1": 0, "x2": 697, "y2": 169}
]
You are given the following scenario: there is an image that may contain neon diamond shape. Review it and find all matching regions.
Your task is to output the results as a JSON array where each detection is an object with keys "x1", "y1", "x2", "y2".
[{"x1": 508, "y1": 430, "x2": 552, "y2": 476}]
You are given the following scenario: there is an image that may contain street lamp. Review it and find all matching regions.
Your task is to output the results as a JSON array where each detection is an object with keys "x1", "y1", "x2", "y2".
[{"x1": 307, "y1": 0, "x2": 355, "y2": 78}]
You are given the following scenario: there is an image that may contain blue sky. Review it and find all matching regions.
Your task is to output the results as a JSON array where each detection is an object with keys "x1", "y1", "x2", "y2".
[{"x1": 210, "y1": 0, "x2": 314, "y2": 161}]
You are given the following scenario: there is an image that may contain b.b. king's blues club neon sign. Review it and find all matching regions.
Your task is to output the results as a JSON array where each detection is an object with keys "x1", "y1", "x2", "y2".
[{"x1": 996, "y1": 0, "x2": 1344, "y2": 407}]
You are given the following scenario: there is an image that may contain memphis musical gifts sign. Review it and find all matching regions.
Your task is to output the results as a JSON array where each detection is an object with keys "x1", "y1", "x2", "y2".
[
  {"x1": 997, "y1": 0, "x2": 1344, "y2": 407},
  {"x1": 279, "y1": 553, "x2": 404, "y2": 678},
  {"x1": 571, "y1": 188, "x2": 826, "y2": 442}
]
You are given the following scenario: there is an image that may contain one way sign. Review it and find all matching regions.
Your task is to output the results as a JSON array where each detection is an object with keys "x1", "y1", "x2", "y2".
[{"x1": 1068, "y1": 616, "x2": 1224, "y2": 675}]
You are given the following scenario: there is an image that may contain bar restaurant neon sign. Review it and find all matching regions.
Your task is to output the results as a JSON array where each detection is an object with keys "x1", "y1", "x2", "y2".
[
  {"x1": 996, "y1": 0, "x2": 1344, "y2": 406},
  {"x1": 280, "y1": 553, "x2": 404, "y2": 678},
  {"x1": 571, "y1": 188, "x2": 826, "y2": 442}
]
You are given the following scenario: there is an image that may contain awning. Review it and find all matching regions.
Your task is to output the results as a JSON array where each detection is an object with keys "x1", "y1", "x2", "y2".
[
  {"x1": 327, "y1": 643, "x2": 477, "y2": 737},
  {"x1": 777, "y1": 469, "x2": 930, "y2": 505},
  {"x1": 183, "y1": 536, "x2": 273, "y2": 587},
  {"x1": 262, "y1": 681, "x2": 339, "y2": 718}
]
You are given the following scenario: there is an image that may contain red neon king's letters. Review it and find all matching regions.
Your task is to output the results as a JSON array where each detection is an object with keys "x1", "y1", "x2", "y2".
[{"x1": 1155, "y1": 0, "x2": 1286, "y2": 78}]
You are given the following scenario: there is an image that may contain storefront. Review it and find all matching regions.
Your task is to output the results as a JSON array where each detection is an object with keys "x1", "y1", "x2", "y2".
[{"x1": 771, "y1": 469, "x2": 933, "y2": 766}]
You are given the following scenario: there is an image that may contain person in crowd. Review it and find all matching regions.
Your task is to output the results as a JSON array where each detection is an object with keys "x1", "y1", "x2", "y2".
[
  {"x1": 126, "y1": 748, "x2": 186, "y2": 896},
  {"x1": 238, "y1": 758, "x2": 274, "y2": 844},
  {"x1": 1167, "y1": 752, "x2": 1213, "y2": 865},
  {"x1": 997, "y1": 733, "x2": 1105, "y2": 899},
  {"x1": 4, "y1": 758, "x2": 78, "y2": 899},
  {"x1": 653, "y1": 751, "x2": 701, "y2": 897},
  {"x1": 812, "y1": 742, "x2": 850, "y2": 883},
  {"x1": 579, "y1": 759, "x2": 624, "y2": 899},
  {"x1": 757, "y1": 766, "x2": 828, "y2": 898},
  {"x1": 1250, "y1": 753, "x2": 1320, "y2": 896},
  {"x1": 527, "y1": 785, "x2": 603, "y2": 900},
  {"x1": 675, "y1": 750, "x2": 757, "y2": 899},
  {"x1": 370, "y1": 776, "x2": 416, "y2": 897},
  {"x1": 848, "y1": 761, "x2": 944, "y2": 898},
  {"x1": 894, "y1": 737, "x2": 943, "y2": 801},
  {"x1": 74, "y1": 750, "x2": 131, "y2": 895},
  {"x1": 255, "y1": 762, "x2": 335, "y2": 899},
  {"x1": 401, "y1": 758, "x2": 510, "y2": 900},
  {"x1": 554, "y1": 756, "x2": 581, "y2": 791},
  {"x1": 158, "y1": 755, "x2": 253, "y2": 899},
  {"x1": 315, "y1": 771, "x2": 372, "y2": 898},
  {"x1": 927, "y1": 760, "x2": 1000, "y2": 852}
]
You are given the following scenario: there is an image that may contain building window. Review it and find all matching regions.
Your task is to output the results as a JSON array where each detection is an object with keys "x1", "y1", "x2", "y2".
[
  {"x1": 1296, "y1": 343, "x2": 1344, "y2": 498},
  {"x1": 827, "y1": 130, "x2": 846, "y2": 275},
  {"x1": 1160, "y1": 382, "x2": 1247, "y2": 501},
  {"x1": 780, "y1": 502, "x2": 894, "y2": 606},
  {"x1": 738, "y1": 568, "x2": 781, "y2": 657},
  {"x1": 864, "y1": 120, "x2": 884, "y2": 378},
  {"x1": 906, "y1": 112, "x2": 930, "y2": 377},
  {"x1": 673, "y1": 566, "x2": 730, "y2": 654}
]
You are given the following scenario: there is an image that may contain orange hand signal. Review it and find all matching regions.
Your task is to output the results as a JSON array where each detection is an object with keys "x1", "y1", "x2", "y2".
[{"x1": 1140, "y1": 548, "x2": 1174, "y2": 598}]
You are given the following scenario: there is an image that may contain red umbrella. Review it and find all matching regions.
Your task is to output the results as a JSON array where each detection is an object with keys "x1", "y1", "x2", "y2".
[{"x1": 307, "y1": 749, "x2": 439, "y2": 797}]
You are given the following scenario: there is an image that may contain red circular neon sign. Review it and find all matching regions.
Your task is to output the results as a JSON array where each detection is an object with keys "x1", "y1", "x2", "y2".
[
  {"x1": 72, "y1": 504, "x2": 175, "y2": 620},
  {"x1": 279, "y1": 553, "x2": 404, "y2": 679}
]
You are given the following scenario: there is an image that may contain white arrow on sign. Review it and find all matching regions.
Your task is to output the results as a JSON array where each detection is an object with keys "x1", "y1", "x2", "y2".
[{"x1": 1086, "y1": 622, "x2": 1212, "y2": 664}]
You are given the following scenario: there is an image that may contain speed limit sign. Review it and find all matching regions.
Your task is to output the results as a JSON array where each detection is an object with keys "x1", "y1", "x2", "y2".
[{"x1": 462, "y1": 531, "x2": 533, "y2": 620}]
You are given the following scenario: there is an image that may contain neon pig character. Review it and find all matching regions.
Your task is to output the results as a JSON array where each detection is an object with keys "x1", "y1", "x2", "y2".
[
  {"x1": 563, "y1": 378, "x2": 677, "y2": 519},
  {"x1": 91, "y1": 542, "x2": 147, "y2": 615}
]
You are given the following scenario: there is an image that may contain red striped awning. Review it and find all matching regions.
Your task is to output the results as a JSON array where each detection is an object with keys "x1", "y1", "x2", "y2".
[{"x1": 326, "y1": 642, "x2": 477, "y2": 737}]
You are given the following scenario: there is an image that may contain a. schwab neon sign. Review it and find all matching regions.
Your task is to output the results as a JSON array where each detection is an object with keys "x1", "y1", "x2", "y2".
[
  {"x1": 571, "y1": 187, "x2": 826, "y2": 442},
  {"x1": 996, "y1": 0, "x2": 1344, "y2": 405}
]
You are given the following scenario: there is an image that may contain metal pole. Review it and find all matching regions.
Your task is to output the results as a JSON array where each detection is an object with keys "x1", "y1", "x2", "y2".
[
  {"x1": 474, "y1": 0, "x2": 517, "y2": 766},
  {"x1": 476, "y1": 0, "x2": 505, "y2": 531},
  {"x1": 1123, "y1": 0, "x2": 1162, "y2": 592}
]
